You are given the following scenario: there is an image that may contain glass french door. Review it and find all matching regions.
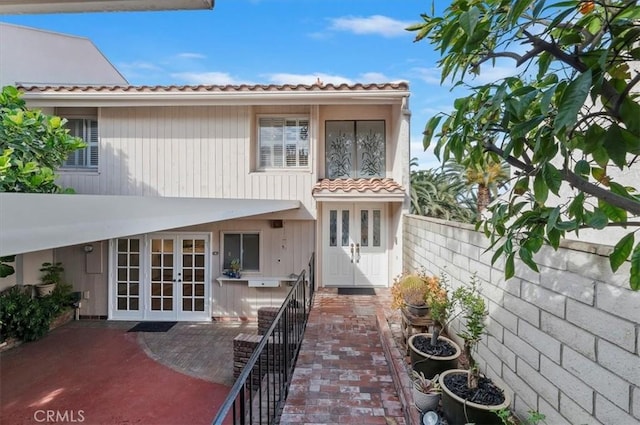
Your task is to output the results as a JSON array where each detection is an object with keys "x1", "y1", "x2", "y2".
[
  {"x1": 111, "y1": 233, "x2": 210, "y2": 321},
  {"x1": 322, "y1": 203, "x2": 388, "y2": 286}
]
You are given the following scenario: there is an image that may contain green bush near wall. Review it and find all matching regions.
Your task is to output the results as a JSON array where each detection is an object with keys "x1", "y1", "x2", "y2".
[{"x1": 0, "y1": 283, "x2": 74, "y2": 342}]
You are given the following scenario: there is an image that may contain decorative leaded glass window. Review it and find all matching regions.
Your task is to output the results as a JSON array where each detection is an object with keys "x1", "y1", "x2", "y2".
[{"x1": 325, "y1": 120, "x2": 385, "y2": 178}]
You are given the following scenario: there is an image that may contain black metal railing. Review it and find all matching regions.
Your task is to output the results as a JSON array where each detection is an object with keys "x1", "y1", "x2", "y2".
[{"x1": 211, "y1": 253, "x2": 315, "y2": 425}]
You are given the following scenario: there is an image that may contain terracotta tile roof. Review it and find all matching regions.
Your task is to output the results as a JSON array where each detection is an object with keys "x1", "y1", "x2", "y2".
[
  {"x1": 19, "y1": 82, "x2": 409, "y2": 93},
  {"x1": 312, "y1": 178, "x2": 405, "y2": 195}
]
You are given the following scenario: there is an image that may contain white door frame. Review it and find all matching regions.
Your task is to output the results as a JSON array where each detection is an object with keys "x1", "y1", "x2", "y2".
[{"x1": 108, "y1": 232, "x2": 211, "y2": 321}]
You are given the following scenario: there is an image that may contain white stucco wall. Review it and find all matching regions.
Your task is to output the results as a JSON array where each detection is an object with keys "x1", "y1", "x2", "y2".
[{"x1": 404, "y1": 215, "x2": 639, "y2": 425}]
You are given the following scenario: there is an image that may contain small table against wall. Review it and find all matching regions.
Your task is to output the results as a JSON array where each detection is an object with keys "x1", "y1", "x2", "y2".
[{"x1": 401, "y1": 307, "x2": 434, "y2": 355}]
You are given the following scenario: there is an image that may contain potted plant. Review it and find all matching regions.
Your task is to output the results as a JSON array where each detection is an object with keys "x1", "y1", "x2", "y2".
[
  {"x1": 229, "y1": 259, "x2": 241, "y2": 278},
  {"x1": 412, "y1": 370, "x2": 441, "y2": 413},
  {"x1": 408, "y1": 272, "x2": 461, "y2": 379},
  {"x1": 438, "y1": 273, "x2": 510, "y2": 424},
  {"x1": 36, "y1": 262, "x2": 64, "y2": 297},
  {"x1": 391, "y1": 269, "x2": 440, "y2": 317}
]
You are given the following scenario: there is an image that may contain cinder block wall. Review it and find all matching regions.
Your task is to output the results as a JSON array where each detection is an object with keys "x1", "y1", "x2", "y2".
[{"x1": 403, "y1": 215, "x2": 639, "y2": 425}]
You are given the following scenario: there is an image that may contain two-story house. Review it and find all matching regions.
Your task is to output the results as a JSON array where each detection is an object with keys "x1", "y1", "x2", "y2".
[{"x1": 4, "y1": 81, "x2": 410, "y2": 321}]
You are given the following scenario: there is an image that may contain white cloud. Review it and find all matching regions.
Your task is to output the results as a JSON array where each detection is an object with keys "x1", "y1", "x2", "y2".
[
  {"x1": 118, "y1": 61, "x2": 163, "y2": 72},
  {"x1": 359, "y1": 72, "x2": 390, "y2": 83},
  {"x1": 411, "y1": 67, "x2": 442, "y2": 85},
  {"x1": 266, "y1": 72, "x2": 401, "y2": 86},
  {"x1": 329, "y1": 15, "x2": 412, "y2": 38},
  {"x1": 176, "y1": 52, "x2": 206, "y2": 60},
  {"x1": 170, "y1": 71, "x2": 252, "y2": 85},
  {"x1": 469, "y1": 64, "x2": 519, "y2": 84},
  {"x1": 410, "y1": 136, "x2": 441, "y2": 170},
  {"x1": 266, "y1": 73, "x2": 353, "y2": 85}
]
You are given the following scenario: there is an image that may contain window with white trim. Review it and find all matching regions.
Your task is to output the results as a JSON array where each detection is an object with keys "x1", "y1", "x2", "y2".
[
  {"x1": 64, "y1": 118, "x2": 99, "y2": 169},
  {"x1": 258, "y1": 116, "x2": 309, "y2": 169},
  {"x1": 222, "y1": 232, "x2": 260, "y2": 271}
]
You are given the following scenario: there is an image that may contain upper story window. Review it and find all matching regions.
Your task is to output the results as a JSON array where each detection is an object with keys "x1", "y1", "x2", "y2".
[
  {"x1": 325, "y1": 120, "x2": 385, "y2": 179},
  {"x1": 63, "y1": 118, "x2": 99, "y2": 169},
  {"x1": 258, "y1": 116, "x2": 309, "y2": 170}
]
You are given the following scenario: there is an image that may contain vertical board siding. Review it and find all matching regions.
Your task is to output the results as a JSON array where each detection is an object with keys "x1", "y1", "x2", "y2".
[
  {"x1": 199, "y1": 219, "x2": 315, "y2": 318},
  {"x1": 58, "y1": 105, "x2": 314, "y2": 212}
]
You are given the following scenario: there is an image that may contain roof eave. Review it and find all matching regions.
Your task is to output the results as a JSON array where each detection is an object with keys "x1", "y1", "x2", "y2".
[
  {"x1": 21, "y1": 90, "x2": 411, "y2": 107},
  {"x1": 0, "y1": 0, "x2": 214, "y2": 14}
]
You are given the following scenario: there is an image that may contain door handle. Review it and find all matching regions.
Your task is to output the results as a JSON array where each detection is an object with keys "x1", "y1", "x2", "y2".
[
  {"x1": 355, "y1": 243, "x2": 360, "y2": 263},
  {"x1": 350, "y1": 243, "x2": 354, "y2": 263}
]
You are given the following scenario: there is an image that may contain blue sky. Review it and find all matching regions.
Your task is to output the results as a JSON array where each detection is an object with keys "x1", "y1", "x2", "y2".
[{"x1": 0, "y1": 0, "x2": 501, "y2": 170}]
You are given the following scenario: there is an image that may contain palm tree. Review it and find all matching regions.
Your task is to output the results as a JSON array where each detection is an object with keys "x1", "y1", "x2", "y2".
[
  {"x1": 410, "y1": 158, "x2": 475, "y2": 223},
  {"x1": 461, "y1": 153, "x2": 509, "y2": 216}
]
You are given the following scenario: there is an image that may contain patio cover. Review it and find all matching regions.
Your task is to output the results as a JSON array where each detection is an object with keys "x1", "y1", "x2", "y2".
[{"x1": 0, "y1": 193, "x2": 299, "y2": 256}]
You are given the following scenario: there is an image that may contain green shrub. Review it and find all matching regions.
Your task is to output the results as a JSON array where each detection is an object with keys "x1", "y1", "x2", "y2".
[{"x1": 0, "y1": 284, "x2": 72, "y2": 343}]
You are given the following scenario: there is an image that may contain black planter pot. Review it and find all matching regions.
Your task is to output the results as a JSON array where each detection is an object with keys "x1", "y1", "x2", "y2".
[
  {"x1": 408, "y1": 333, "x2": 461, "y2": 380},
  {"x1": 438, "y1": 369, "x2": 511, "y2": 425},
  {"x1": 405, "y1": 303, "x2": 430, "y2": 317}
]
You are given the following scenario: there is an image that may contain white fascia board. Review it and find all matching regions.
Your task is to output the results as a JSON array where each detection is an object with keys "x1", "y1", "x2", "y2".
[
  {"x1": 312, "y1": 193, "x2": 406, "y2": 203},
  {"x1": 0, "y1": 193, "x2": 299, "y2": 256},
  {"x1": 0, "y1": 0, "x2": 213, "y2": 14},
  {"x1": 21, "y1": 90, "x2": 410, "y2": 108}
]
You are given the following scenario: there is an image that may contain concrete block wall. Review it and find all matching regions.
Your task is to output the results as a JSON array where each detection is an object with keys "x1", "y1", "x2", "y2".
[{"x1": 403, "y1": 215, "x2": 639, "y2": 425}]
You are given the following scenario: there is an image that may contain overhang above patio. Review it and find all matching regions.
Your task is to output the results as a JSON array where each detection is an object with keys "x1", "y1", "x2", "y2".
[
  {"x1": 0, "y1": 0, "x2": 214, "y2": 14},
  {"x1": 312, "y1": 178, "x2": 406, "y2": 203},
  {"x1": 0, "y1": 193, "x2": 299, "y2": 256}
]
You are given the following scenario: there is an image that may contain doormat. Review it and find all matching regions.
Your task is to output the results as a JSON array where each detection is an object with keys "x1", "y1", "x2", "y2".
[
  {"x1": 337, "y1": 288, "x2": 376, "y2": 295},
  {"x1": 127, "y1": 322, "x2": 177, "y2": 333}
]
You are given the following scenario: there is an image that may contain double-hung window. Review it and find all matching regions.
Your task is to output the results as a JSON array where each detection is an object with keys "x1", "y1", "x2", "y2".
[
  {"x1": 258, "y1": 116, "x2": 309, "y2": 169},
  {"x1": 64, "y1": 118, "x2": 99, "y2": 169},
  {"x1": 222, "y1": 232, "x2": 260, "y2": 271}
]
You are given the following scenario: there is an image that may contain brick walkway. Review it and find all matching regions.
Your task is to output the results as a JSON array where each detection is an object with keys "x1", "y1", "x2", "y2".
[{"x1": 280, "y1": 288, "x2": 410, "y2": 425}]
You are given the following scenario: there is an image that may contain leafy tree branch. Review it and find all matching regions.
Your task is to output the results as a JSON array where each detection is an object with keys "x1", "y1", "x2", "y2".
[{"x1": 409, "y1": 0, "x2": 640, "y2": 289}]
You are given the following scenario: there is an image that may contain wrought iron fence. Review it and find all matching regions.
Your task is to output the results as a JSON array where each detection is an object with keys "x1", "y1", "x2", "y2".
[{"x1": 211, "y1": 253, "x2": 315, "y2": 425}]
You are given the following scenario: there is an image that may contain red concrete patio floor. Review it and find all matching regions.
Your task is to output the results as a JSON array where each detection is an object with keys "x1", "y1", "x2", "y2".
[
  {"x1": 1, "y1": 289, "x2": 413, "y2": 425},
  {"x1": 0, "y1": 324, "x2": 231, "y2": 425}
]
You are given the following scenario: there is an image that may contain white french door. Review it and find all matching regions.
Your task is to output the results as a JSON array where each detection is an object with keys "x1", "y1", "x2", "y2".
[
  {"x1": 110, "y1": 233, "x2": 211, "y2": 321},
  {"x1": 322, "y1": 203, "x2": 388, "y2": 287}
]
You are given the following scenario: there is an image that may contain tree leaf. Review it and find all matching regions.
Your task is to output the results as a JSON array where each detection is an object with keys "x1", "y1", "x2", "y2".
[
  {"x1": 586, "y1": 208, "x2": 609, "y2": 229},
  {"x1": 603, "y1": 125, "x2": 627, "y2": 169},
  {"x1": 554, "y1": 70, "x2": 592, "y2": 133},
  {"x1": 547, "y1": 227, "x2": 561, "y2": 249},
  {"x1": 519, "y1": 247, "x2": 540, "y2": 272},
  {"x1": 543, "y1": 163, "x2": 562, "y2": 195},
  {"x1": 511, "y1": 115, "x2": 545, "y2": 139},
  {"x1": 505, "y1": 253, "x2": 515, "y2": 280},
  {"x1": 598, "y1": 199, "x2": 627, "y2": 223},
  {"x1": 574, "y1": 159, "x2": 590, "y2": 176},
  {"x1": 423, "y1": 115, "x2": 443, "y2": 150},
  {"x1": 547, "y1": 206, "x2": 561, "y2": 230},
  {"x1": 459, "y1": 6, "x2": 481, "y2": 37},
  {"x1": 631, "y1": 242, "x2": 640, "y2": 291},
  {"x1": 610, "y1": 233, "x2": 634, "y2": 272},
  {"x1": 591, "y1": 167, "x2": 608, "y2": 185},
  {"x1": 534, "y1": 172, "x2": 549, "y2": 204}
]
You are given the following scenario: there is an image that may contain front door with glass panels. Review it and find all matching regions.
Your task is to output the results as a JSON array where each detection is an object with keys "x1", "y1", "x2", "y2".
[
  {"x1": 111, "y1": 233, "x2": 210, "y2": 321},
  {"x1": 322, "y1": 203, "x2": 387, "y2": 287}
]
